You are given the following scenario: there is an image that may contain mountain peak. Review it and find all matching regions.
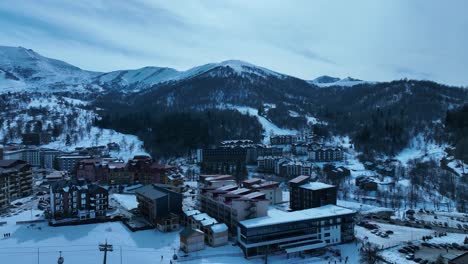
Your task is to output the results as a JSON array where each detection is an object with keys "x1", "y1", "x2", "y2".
[
  {"x1": 309, "y1": 75, "x2": 368, "y2": 87},
  {"x1": 312, "y1": 75, "x2": 341, "y2": 84}
]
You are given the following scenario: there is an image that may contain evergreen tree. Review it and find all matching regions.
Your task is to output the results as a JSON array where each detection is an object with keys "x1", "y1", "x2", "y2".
[{"x1": 65, "y1": 134, "x2": 71, "y2": 146}]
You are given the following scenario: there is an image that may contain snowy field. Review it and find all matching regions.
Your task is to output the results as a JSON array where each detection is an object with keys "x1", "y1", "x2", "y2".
[{"x1": 0, "y1": 209, "x2": 363, "y2": 264}]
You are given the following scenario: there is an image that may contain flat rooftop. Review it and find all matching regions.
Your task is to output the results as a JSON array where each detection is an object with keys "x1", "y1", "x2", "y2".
[
  {"x1": 239, "y1": 205, "x2": 355, "y2": 228},
  {"x1": 300, "y1": 182, "x2": 335, "y2": 191}
]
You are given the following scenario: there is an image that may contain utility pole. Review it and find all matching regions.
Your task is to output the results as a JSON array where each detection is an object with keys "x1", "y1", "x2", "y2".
[
  {"x1": 120, "y1": 245, "x2": 122, "y2": 264},
  {"x1": 99, "y1": 240, "x2": 113, "y2": 264},
  {"x1": 37, "y1": 248, "x2": 39, "y2": 264}
]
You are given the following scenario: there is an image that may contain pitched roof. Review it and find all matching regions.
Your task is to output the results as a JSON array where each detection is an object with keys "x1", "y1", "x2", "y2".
[
  {"x1": 179, "y1": 228, "x2": 203, "y2": 238},
  {"x1": 289, "y1": 175, "x2": 310, "y2": 184}
]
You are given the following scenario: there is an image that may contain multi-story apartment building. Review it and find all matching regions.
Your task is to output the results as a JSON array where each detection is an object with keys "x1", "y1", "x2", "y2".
[
  {"x1": 308, "y1": 146, "x2": 343, "y2": 162},
  {"x1": 237, "y1": 175, "x2": 354, "y2": 258},
  {"x1": 289, "y1": 176, "x2": 337, "y2": 211},
  {"x1": 56, "y1": 154, "x2": 92, "y2": 174},
  {"x1": 107, "y1": 161, "x2": 134, "y2": 185},
  {"x1": 76, "y1": 159, "x2": 106, "y2": 182},
  {"x1": 135, "y1": 184, "x2": 183, "y2": 231},
  {"x1": 150, "y1": 163, "x2": 177, "y2": 184},
  {"x1": 242, "y1": 178, "x2": 283, "y2": 205},
  {"x1": 49, "y1": 180, "x2": 108, "y2": 220},
  {"x1": 275, "y1": 159, "x2": 313, "y2": 178},
  {"x1": 198, "y1": 174, "x2": 236, "y2": 188},
  {"x1": 270, "y1": 135, "x2": 300, "y2": 145},
  {"x1": 128, "y1": 155, "x2": 160, "y2": 185},
  {"x1": 237, "y1": 205, "x2": 356, "y2": 257},
  {"x1": 2, "y1": 146, "x2": 63, "y2": 169},
  {"x1": 42, "y1": 149, "x2": 62, "y2": 169},
  {"x1": 0, "y1": 160, "x2": 33, "y2": 210},
  {"x1": 257, "y1": 155, "x2": 282, "y2": 172},
  {"x1": 197, "y1": 147, "x2": 247, "y2": 174},
  {"x1": 198, "y1": 184, "x2": 269, "y2": 230},
  {"x1": 219, "y1": 140, "x2": 283, "y2": 164}
]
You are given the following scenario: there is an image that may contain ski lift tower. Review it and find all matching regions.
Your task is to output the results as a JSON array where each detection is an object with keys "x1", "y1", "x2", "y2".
[
  {"x1": 57, "y1": 251, "x2": 64, "y2": 264},
  {"x1": 99, "y1": 240, "x2": 113, "y2": 264}
]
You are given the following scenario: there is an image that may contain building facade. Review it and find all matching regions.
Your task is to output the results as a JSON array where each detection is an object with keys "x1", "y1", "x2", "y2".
[
  {"x1": 49, "y1": 180, "x2": 109, "y2": 220},
  {"x1": 308, "y1": 146, "x2": 343, "y2": 162},
  {"x1": 289, "y1": 176, "x2": 337, "y2": 211},
  {"x1": 0, "y1": 160, "x2": 33, "y2": 210},
  {"x1": 237, "y1": 205, "x2": 356, "y2": 257},
  {"x1": 198, "y1": 184, "x2": 270, "y2": 230},
  {"x1": 135, "y1": 184, "x2": 183, "y2": 229},
  {"x1": 180, "y1": 228, "x2": 205, "y2": 253}
]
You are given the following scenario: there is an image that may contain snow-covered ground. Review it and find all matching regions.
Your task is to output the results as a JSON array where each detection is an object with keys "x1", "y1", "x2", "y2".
[
  {"x1": 0, "y1": 208, "x2": 365, "y2": 264},
  {"x1": 42, "y1": 126, "x2": 147, "y2": 161},
  {"x1": 219, "y1": 104, "x2": 297, "y2": 143},
  {"x1": 394, "y1": 134, "x2": 447, "y2": 166},
  {"x1": 356, "y1": 222, "x2": 433, "y2": 249},
  {"x1": 380, "y1": 232, "x2": 467, "y2": 264},
  {"x1": 111, "y1": 194, "x2": 138, "y2": 210},
  {"x1": 447, "y1": 159, "x2": 467, "y2": 176},
  {"x1": 0, "y1": 94, "x2": 148, "y2": 160}
]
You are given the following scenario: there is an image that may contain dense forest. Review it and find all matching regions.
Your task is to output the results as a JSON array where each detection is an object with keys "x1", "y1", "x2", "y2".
[
  {"x1": 445, "y1": 104, "x2": 468, "y2": 163},
  {"x1": 94, "y1": 72, "x2": 468, "y2": 158},
  {"x1": 95, "y1": 109, "x2": 263, "y2": 157}
]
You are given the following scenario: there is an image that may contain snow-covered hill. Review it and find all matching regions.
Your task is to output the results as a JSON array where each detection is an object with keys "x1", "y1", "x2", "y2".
[
  {"x1": 0, "y1": 45, "x2": 381, "y2": 94},
  {"x1": 94, "y1": 60, "x2": 286, "y2": 92},
  {"x1": 0, "y1": 46, "x2": 100, "y2": 93},
  {"x1": 0, "y1": 93, "x2": 147, "y2": 160},
  {"x1": 309, "y1": 75, "x2": 370, "y2": 87}
]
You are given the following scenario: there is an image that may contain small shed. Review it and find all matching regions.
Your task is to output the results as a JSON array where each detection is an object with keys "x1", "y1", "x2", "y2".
[{"x1": 179, "y1": 228, "x2": 205, "y2": 253}]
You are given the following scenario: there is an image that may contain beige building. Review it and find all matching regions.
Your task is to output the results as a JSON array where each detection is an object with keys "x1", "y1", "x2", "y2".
[
  {"x1": 242, "y1": 178, "x2": 283, "y2": 204},
  {"x1": 198, "y1": 184, "x2": 269, "y2": 230},
  {"x1": 180, "y1": 228, "x2": 205, "y2": 253},
  {"x1": 207, "y1": 223, "x2": 229, "y2": 247},
  {"x1": 198, "y1": 174, "x2": 236, "y2": 188}
]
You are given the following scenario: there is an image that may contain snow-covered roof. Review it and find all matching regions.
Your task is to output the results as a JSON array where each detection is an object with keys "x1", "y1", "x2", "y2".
[
  {"x1": 183, "y1": 209, "x2": 201, "y2": 217},
  {"x1": 201, "y1": 218, "x2": 218, "y2": 227},
  {"x1": 300, "y1": 182, "x2": 335, "y2": 191},
  {"x1": 210, "y1": 223, "x2": 228, "y2": 233},
  {"x1": 192, "y1": 213, "x2": 210, "y2": 221},
  {"x1": 239, "y1": 205, "x2": 355, "y2": 228}
]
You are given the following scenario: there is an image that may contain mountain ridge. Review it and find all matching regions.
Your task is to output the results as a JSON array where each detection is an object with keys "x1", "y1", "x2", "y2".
[{"x1": 0, "y1": 45, "x2": 371, "y2": 93}]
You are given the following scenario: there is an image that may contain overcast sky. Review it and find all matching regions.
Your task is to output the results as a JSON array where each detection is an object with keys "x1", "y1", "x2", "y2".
[{"x1": 1, "y1": 0, "x2": 467, "y2": 86}]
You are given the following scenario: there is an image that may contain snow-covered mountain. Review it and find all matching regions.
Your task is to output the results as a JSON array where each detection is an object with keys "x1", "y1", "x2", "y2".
[
  {"x1": 309, "y1": 75, "x2": 369, "y2": 87},
  {"x1": 94, "y1": 60, "x2": 286, "y2": 92},
  {"x1": 0, "y1": 46, "x2": 100, "y2": 93},
  {"x1": 310, "y1": 75, "x2": 341, "y2": 84}
]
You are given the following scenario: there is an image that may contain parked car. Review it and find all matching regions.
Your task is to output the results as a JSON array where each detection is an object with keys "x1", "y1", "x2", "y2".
[
  {"x1": 406, "y1": 254, "x2": 415, "y2": 260},
  {"x1": 385, "y1": 230, "x2": 394, "y2": 234}
]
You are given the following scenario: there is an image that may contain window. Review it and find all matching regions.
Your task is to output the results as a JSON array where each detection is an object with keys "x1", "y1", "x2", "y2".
[{"x1": 324, "y1": 233, "x2": 330, "y2": 237}]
